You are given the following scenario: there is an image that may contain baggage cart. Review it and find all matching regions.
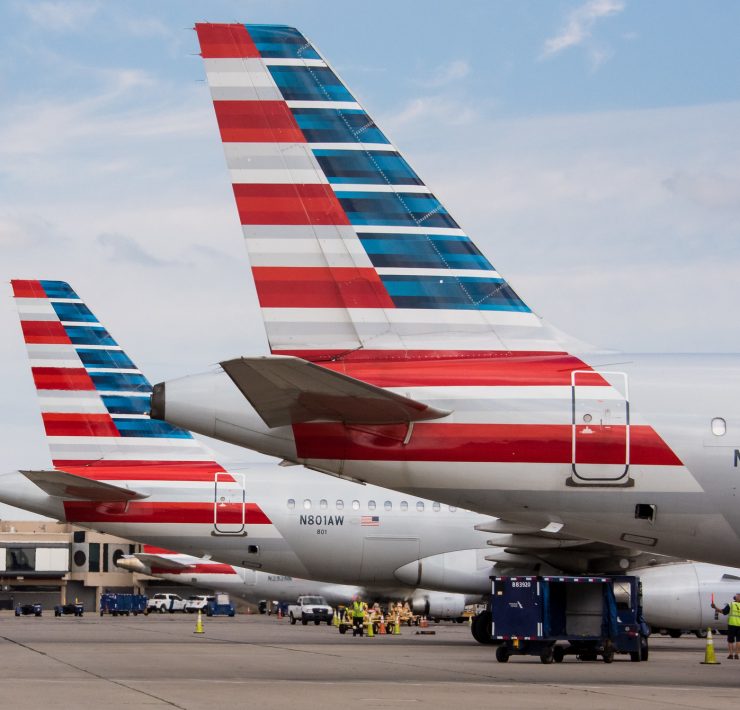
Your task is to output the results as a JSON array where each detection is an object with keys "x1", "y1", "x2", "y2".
[
  {"x1": 490, "y1": 575, "x2": 649, "y2": 663},
  {"x1": 99, "y1": 593, "x2": 148, "y2": 616}
]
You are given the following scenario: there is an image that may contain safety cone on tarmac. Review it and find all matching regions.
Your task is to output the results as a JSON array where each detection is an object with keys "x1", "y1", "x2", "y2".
[
  {"x1": 379, "y1": 616, "x2": 387, "y2": 635},
  {"x1": 277, "y1": 606, "x2": 283, "y2": 620},
  {"x1": 333, "y1": 609, "x2": 339, "y2": 627},
  {"x1": 468, "y1": 615, "x2": 473, "y2": 627},
  {"x1": 701, "y1": 628, "x2": 720, "y2": 664},
  {"x1": 393, "y1": 615, "x2": 401, "y2": 635},
  {"x1": 194, "y1": 609, "x2": 204, "y2": 635},
  {"x1": 367, "y1": 619, "x2": 374, "y2": 638}
]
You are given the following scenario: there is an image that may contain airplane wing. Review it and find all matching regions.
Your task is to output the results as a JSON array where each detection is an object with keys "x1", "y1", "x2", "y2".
[
  {"x1": 21, "y1": 469, "x2": 148, "y2": 502},
  {"x1": 220, "y1": 356, "x2": 451, "y2": 428}
]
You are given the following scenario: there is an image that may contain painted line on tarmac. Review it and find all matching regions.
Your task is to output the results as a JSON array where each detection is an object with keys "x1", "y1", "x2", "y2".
[{"x1": 0, "y1": 635, "x2": 186, "y2": 709}]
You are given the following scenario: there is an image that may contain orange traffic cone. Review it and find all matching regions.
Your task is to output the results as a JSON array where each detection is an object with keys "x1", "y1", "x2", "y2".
[
  {"x1": 277, "y1": 607, "x2": 282, "y2": 620},
  {"x1": 701, "y1": 628, "x2": 720, "y2": 664},
  {"x1": 379, "y1": 616, "x2": 387, "y2": 635}
]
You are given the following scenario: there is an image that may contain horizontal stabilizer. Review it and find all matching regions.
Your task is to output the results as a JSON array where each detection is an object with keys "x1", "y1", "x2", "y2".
[
  {"x1": 220, "y1": 356, "x2": 451, "y2": 427},
  {"x1": 135, "y1": 553, "x2": 191, "y2": 571},
  {"x1": 21, "y1": 469, "x2": 148, "y2": 502}
]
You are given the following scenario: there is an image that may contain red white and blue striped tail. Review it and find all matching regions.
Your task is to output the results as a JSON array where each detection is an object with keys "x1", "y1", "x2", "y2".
[
  {"x1": 12, "y1": 279, "x2": 222, "y2": 475},
  {"x1": 195, "y1": 24, "x2": 566, "y2": 361}
]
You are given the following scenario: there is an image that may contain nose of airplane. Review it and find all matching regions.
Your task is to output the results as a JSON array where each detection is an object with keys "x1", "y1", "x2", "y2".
[{"x1": 150, "y1": 382, "x2": 165, "y2": 420}]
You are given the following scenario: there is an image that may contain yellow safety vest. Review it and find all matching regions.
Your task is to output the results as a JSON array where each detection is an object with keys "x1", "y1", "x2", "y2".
[
  {"x1": 728, "y1": 601, "x2": 740, "y2": 626},
  {"x1": 352, "y1": 601, "x2": 364, "y2": 618}
]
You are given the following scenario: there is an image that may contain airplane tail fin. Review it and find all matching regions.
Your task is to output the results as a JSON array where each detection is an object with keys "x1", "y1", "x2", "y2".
[
  {"x1": 12, "y1": 279, "x2": 222, "y2": 478},
  {"x1": 195, "y1": 23, "x2": 564, "y2": 361}
]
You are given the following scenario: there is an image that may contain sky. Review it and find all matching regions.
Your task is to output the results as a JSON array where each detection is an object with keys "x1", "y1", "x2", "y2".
[{"x1": 1, "y1": 0, "x2": 740, "y2": 518}]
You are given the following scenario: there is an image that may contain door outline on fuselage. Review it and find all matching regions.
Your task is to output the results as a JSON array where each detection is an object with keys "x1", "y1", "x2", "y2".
[
  {"x1": 569, "y1": 370, "x2": 633, "y2": 487},
  {"x1": 212, "y1": 471, "x2": 247, "y2": 536}
]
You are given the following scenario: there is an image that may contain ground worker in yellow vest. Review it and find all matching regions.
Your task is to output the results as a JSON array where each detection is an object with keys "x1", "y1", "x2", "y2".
[
  {"x1": 350, "y1": 595, "x2": 365, "y2": 637},
  {"x1": 712, "y1": 593, "x2": 740, "y2": 658}
]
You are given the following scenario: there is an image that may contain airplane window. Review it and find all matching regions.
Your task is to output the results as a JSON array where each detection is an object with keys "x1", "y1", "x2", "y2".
[
  {"x1": 448, "y1": 505, "x2": 457, "y2": 512},
  {"x1": 712, "y1": 417, "x2": 726, "y2": 436},
  {"x1": 400, "y1": 501, "x2": 408, "y2": 511},
  {"x1": 384, "y1": 501, "x2": 392, "y2": 511},
  {"x1": 303, "y1": 499, "x2": 311, "y2": 510},
  {"x1": 320, "y1": 499, "x2": 328, "y2": 510},
  {"x1": 416, "y1": 501, "x2": 425, "y2": 512},
  {"x1": 336, "y1": 500, "x2": 344, "y2": 510},
  {"x1": 433, "y1": 502, "x2": 441, "y2": 512},
  {"x1": 352, "y1": 500, "x2": 360, "y2": 510},
  {"x1": 287, "y1": 499, "x2": 295, "y2": 510},
  {"x1": 368, "y1": 500, "x2": 376, "y2": 511}
]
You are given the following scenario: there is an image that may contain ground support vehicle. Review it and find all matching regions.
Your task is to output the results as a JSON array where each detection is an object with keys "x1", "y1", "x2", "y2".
[
  {"x1": 15, "y1": 603, "x2": 42, "y2": 617},
  {"x1": 288, "y1": 596, "x2": 334, "y2": 625},
  {"x1": 184, "y1": 595, "x2": 210, "y2": 613},
  {"x1": 147, "y1": 593, "x2": 186, "y2": 613},
  {"x1": 490, "y1": 576, "x2": 649, "y2": 664},
  {"x1": 206, "y1": 593, "x2": 236, "y2": 617},
  {"x1": 54, "y1": 602, "x2": 84, "y2": 617},
  {"x1": 100, "y1": 593, "x2": 147, "y2": 616}
]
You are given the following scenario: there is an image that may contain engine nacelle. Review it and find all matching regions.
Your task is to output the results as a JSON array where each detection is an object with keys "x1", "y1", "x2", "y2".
[
  {"x1": 395, "y1": 549, "x2": 493, "y2": 594},
  {"x1": 410, "y1": 591, "x2": 467, "y2": 619},
  {"x1": 638, "y1": 562, "x2": 740, "y2": 630}
]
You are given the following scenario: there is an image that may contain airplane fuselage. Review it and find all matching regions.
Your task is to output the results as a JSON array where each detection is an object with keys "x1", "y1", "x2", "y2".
[{"x1": 157, "y1": 352, "x2": 740, "y2": 567}]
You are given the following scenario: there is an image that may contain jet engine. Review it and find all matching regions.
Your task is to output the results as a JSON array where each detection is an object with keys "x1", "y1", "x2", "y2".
[
  {"x1": 410, "y1": 591, "x2": 467, "y2": 619},
  {"x1": 638, "y1": 562, "x2": 740, "y2": 631},
  {"x1": 395, "y1": 549, "x2": 493, "y2": 594}
]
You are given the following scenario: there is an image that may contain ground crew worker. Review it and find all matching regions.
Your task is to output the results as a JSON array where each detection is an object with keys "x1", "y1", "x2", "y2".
[
  {"x1": 350, "y1": 596, "x2": 365, "y2": 637},
  {"x1": 712, "y1": 593, "x2": 740, "y2": 658}
]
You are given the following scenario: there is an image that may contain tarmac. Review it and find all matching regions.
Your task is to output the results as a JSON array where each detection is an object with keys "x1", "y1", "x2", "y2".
[{"x1": 0, "y1": 612, "x2": 737, "y2": 710}]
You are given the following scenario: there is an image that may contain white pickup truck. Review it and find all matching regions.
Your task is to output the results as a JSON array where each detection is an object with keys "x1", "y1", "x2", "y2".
[
  {"x1": 147, "y1": 593, "x2": 187, "y2": 613},
  {"x1": 287, "y1": 595, "x2": 334, "y2": 625}
]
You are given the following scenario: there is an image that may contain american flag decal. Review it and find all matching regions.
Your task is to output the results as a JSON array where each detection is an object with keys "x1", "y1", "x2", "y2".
[{"x1": 361, "y1": 516, "x2": 380, "y2": 527}]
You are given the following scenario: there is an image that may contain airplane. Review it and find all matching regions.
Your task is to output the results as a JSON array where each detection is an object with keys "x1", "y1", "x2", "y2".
[
  {"x1": 12, "y1": 278, "x2": 734, "y2": 636},
  {"x1": 116, "y1": 546, "x2": 471, "y2": 619},
  {"x1": 151, "y1": 23, "x2": 740, "y2": 568},
  {"x1": 3, "y1": 277, "x2": 500, "y2": 617}
]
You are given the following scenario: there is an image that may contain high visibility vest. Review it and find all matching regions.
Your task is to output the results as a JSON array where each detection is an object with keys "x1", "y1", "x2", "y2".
[
  {"x1": 728, "y1": 601, "x2": 740, "y2": 626},
  {"x1": 352, "y1": 601, "x2": 364, "y2": 618}
]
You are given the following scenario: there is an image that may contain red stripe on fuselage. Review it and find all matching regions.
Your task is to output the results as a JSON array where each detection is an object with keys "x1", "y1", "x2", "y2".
[
  {"x1": 253, "y1": 266, "x2": 395, "y2": 309},
  {"x1": 213, "y1": 101, "x2": 305, "y2": 143},
  {"x1": 21, "y1": 321, "x2": 71, "y2": 345},
  {"x1": 42, "y1": 413, "x2": 119, "y2": 437},
  {"x1": 293, "y1": 423, "x2": 683, "y2": 466},
  {"x1": 312, "y1": 353, "x2": 606, "y2": 387},
  {"x1": 195, "y1": 23, "x2": 260, "y2": 58},
  {"x1": 51, "y1": 462, "x2": 232, "y2": 483},
  {"x1": 153, "y1": 563, "x2": 237, "y2": 576},
  {"x1": 63, "y1": 501, "x2": 271, "y2": 524},
  {"x1": 233, "y1": 184, "x2": 349, "y2": 225},
  {"x1": 32, "y1": 367, "x2": 95, "y2": 391}
]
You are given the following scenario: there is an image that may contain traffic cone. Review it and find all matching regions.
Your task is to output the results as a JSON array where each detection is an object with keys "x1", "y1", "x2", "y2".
[
  {"x1": 468, "y1": 615, "x2": 473, "y2": 626},
  {"x1": 194, "y1": 609, "x2": 204, "y2": 635},
  {"x1": 393, "y1": 615, "x2": 401, "y2": 635},
  {"x1": 701, "y1": 628, "x2": 720, "y2": 664},
  {"x1": 333, "y1": 609, "x2": 339, "y2": 627},
  {"x1": 277, "y1": 606, "x2": 282, "y2": 620},
  {"x1": 367, "y1": 619, "x2": 374, "y2": 637},
  {"x1": 379, "y1": 616, "x2": 387, "y2": 635}
]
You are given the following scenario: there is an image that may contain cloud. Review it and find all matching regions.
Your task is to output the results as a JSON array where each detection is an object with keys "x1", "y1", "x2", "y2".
[
  {"x1": 421, "y1": 59, "x2": 471, "y2": 88},
  {"x1": 382, "y1": 95, "x2": 479, "y2": 137},
  {"x1": 96, "y1": 233, "x2": 175, "y2": 268},
  {"x1": 663, "y1": 171, "x2": 740, "y2": 210},
  {"x1": 542, "y1": 0, "x2": 625, "y2": 59},
  {"x1": 19, "y1": 0, "x2": 99, "y2": 32}
]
